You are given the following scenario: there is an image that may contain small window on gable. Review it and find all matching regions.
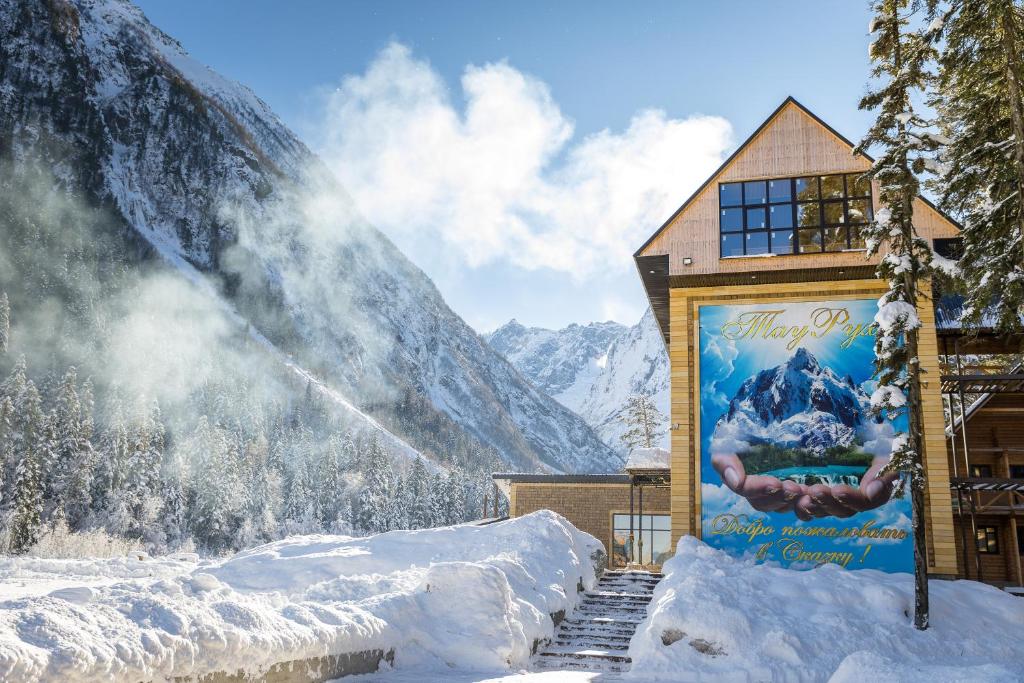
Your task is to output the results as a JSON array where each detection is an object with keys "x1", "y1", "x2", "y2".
[{"x1": 719, "y1": 174, "x2": 873, "y2": 257}]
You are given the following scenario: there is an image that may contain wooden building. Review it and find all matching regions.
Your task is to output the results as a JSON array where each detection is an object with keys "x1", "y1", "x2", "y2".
[{"x1": 496, "y1": 97, "x2": 1023, "y2": 586}]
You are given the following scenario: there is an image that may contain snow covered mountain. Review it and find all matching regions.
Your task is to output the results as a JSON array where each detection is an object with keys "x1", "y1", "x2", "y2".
[
  {"x1": 0, "y1": 0, "x2": 620, "y2": 473},
  {"x1": 710, "y1": 347, "x2": 883, "y2": 458},
  {"x1": 488, "y1": 309, "x2": 669, "y2": 453}
]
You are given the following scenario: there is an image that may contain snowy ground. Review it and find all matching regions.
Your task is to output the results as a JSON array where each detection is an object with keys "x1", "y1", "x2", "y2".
[
  {"x1": 0, "y1": 511, "x2": 602, "y2": 682},
  {"x1": 2, "y1": 517, "x2": 1022, "y2": 682},
  {"x1": 629, "y1": 537, "x2": 1024, "y2": 682}
]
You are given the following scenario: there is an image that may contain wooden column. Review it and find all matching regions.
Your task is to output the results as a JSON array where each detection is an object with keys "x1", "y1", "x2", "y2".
[
  {"x1": 1001, "y1": 451, "x2": 1024, "y2": 586},
  {"x1": 669, "y1": 288, "x2": 694, "y2": 548},
  {"x1": 917, "y1": 295, "x2": 959, "y2": 576}
]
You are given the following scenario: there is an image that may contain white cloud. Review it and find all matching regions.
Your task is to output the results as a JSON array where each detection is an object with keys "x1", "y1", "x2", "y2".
[
  {"x1": 315, "y1": 43, "x2": 733, "y2": 279},
  {"x1": 701, "y1": 334, "x2": 739, "y2": 410}
]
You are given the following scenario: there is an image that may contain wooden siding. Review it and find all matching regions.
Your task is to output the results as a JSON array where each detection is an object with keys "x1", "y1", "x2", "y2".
[
  {"x1": 667, "y1": 279, "x2": 958, "y2": 576},
  {"x1": 638, "y1": 101, "x2": 960, "y2": 277}
]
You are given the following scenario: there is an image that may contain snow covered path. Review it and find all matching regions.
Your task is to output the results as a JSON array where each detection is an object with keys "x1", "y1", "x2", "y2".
[{"x1": 532, "y1": 569, "x2": 661, "y2": 677}]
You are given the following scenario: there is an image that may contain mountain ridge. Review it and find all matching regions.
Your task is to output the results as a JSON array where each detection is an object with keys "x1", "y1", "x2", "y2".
[
  {"x1": 0, "y1": 0, "x2": 621, "y2": 473},
  {"x1": 487, "y1": 308, "x2": 669, "y2": 453}
]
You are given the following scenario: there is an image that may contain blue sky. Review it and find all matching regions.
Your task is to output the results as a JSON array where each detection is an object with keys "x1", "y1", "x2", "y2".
[{"x1": 136, "y1": 0, "x2": 876, "y2": 332}]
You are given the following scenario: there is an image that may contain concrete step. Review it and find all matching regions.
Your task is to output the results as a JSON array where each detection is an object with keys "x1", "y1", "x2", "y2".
[
  {"x1": 558, "y1": 623, "x2": 637, "y2": 637},
  {"x1": 584, "y1": 590, "x2": 652, "y2": 600},
  {"x1": 581, "y1": 595, "x2": 651, "y2": 606},
  {"x1": 533, "y1": 657, "x2": 628, "y2": 674},
  {"x1": 602, "y1": 570, "x2": 663, "y2": 579},
  {"x1": 537, "y1": 647, "x2": 631, "y2": 663},
  {"x1": 577, "y1": 605, "x2": 648, "y2": 616},
  {"x1": 554, "y1": 637, "x2": 630, "y2": 650}
]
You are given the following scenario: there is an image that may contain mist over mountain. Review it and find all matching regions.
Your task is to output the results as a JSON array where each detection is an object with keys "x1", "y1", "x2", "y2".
[
  {"x1": 487, "y1": 309, "x2": 669, "y2": 453},
  {"x1": 0, "y1": 0, "x2": 620, "y2": 486}
]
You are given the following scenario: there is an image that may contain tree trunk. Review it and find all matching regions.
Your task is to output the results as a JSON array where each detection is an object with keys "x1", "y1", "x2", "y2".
[{"x1": 1000, "y1": 3, "x2": 1024, "y2": 273}]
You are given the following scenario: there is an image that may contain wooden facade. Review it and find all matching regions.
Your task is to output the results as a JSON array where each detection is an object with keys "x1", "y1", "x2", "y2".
[{"x1": 636, "y1": 97, "x2": 963, "y2": 578}]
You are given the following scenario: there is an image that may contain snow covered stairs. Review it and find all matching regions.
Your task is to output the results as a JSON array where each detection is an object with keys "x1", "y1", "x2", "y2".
[{"x1": 533, "y1": 568, "x2": 661, "y2": 677}]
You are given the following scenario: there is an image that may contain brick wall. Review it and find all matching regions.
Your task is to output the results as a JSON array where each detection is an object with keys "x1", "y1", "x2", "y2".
[{"x1": 511, "y1": 482, "x2": 670, "y2": 561}]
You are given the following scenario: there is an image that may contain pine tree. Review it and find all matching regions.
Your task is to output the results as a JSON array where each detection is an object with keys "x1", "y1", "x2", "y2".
[
  {"x1": 9, "y1": 381, "x2": 46, "y2": 553},
  {"x1": 51, "y1": 368, "x2": 96, "y2": 528},
  {"x1": 0, "y1": 291, "x2": 9, "y2": 354},
  {"x1": 405, "y1": 456, "x2": 431, "y2": 529},
  {"x1": 0, "y1": 357, "x2": 29, "y2": 503},
  {"x1": 356, "y1": 437, "x2": 393, "y2": 534},
  {"x1": 934, "y1": 1, "x2": 1024, "y2": 332},
  {"x1": 188, "y1": 417, "x2": 245, "y2": 551},
  {"x1": 618, "y1": 393, "x2": 666, "y2": 450},
  {"x1": 858, "y1": 0, "x2": 941, "y2": 630}
]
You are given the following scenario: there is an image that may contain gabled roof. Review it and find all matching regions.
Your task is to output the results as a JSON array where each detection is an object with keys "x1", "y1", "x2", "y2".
[{"x1": 634, "y1": 95, "x2": 961, "y2": 260}]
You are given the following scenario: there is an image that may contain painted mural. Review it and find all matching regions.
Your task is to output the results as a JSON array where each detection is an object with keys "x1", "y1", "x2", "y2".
[{"x1": 699, "y1": 298, "x2": 912, "y2": 572}]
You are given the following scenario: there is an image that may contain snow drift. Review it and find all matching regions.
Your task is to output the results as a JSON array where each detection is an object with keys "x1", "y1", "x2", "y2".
[
  {"x1": 0, "y1": 511, "x2": 603, "y2": 681},
  {"x1": 628, "y1": 537, "x2": 1024, "y2": 682}
]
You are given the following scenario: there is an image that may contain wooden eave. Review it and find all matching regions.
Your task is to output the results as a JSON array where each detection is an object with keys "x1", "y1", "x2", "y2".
[{"x1": 633, "y1": 96, "x2": 963, "y2": 346}]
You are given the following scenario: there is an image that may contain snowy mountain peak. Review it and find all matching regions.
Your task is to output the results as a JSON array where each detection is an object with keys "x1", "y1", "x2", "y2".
[
  {"x1": 488, "y1": 309, "x2": 669, "y2": 454},
  {"x1": 715, "y1": 348, "x2": 878, "y2": 457}
]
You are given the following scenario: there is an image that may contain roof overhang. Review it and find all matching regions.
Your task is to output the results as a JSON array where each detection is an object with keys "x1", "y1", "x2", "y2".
[{"x1": 632, "y1": 96, "x2": 963, "y2": 347}]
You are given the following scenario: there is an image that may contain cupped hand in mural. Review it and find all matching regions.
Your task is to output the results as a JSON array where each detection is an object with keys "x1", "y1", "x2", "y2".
[{"x1": 711, "y1": 452, "x2": 899, "y2": 520}]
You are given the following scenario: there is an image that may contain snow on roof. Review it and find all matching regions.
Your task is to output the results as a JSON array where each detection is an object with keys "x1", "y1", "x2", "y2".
[{"x1": 625, "y1": 447, "x2": 670, "y2": 471}]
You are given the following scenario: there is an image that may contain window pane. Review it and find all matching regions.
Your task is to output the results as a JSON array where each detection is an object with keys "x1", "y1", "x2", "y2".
[
  {"x1": 743, "y1": 181, "x2": 767, "y2": 205},
  {"x1": 823, "y1": 201, "x2": 845, "y2": 225},
  {"x1": 971, "y1": 464, "x2": 993, "y2": 477},
  {"x1": 771, "y1": 229, "x2": 794, "y2": 254},
  {"x1": 720, "y1": 183, "x2": 743, "y2": 207},
  {"x1": 612, "y1": 514, "x2": 630, "y2": 529},
  {"x1": 848, "y1": 225, "x2": 866, "y2": 250},
  {"x1": 795, "y1": 177, "x2": 819, "y2": 201},
  {"x1": 768, "y1": 179, "x2": 791, "y2": 202},
  {"x1": 746, "y1": 231, "x2": 769, "y2": 255},
  {"x1": 847, "y1": 173, "x2": 871, "y2": 197},
  {"x1": 746, "y1": 207, "x2": 767, "y2": 229},
  {"x1": 769, "y1": 204, "x2": 794, "y2": 228},
  {"x1": 848, "y1": 198, "x2": 872, "y2": 224},
  {"x1": 652, "y1": 515, "x2": 671, "y2": 530},
  {"x1": 721, "y1": 233, "x2": 744, "y2": 257},
  {"x1": 797, "y1": 202, "x2": 820, "y2": 227},
  {"x1": 821, "y1": 174, "x2": 844, "y2": 199},
  {"x1": 652, "y1": 530, "x2": 672, "y2": 564},
  {"x1": 721, "y1": 208, "x2": 743, "y2": 232},
  {"x1": 825, "y1": 226, "x2": 847, "y2": 251},
  {"x1": 1010, "y1": 465, "x2": 1024, "y2": 478},
  {"x1": 798, "y1": 229, "x2": 823, "y2": 253}
]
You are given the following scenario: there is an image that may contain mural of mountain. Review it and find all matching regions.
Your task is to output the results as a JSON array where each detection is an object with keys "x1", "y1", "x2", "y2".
[
  {"x1": 0, "y1": 0, "x2": 620, "y2": 474},
  {"x1": 711, "y1": 347, "x2": 881, "y2": 460},
  {"x1": 487, "y1": 309, "x2": 669, "y2": 453}
]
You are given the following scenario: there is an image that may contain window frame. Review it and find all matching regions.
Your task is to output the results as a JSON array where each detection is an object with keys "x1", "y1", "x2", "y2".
[
  {"x1": 976, "y1": 526, "x2": 1000, "y2": 555},
  {"x1": 611, "y1": 512, "x2": 672, "y2": 567},
  {"x1": 718, "y1": 173, "x2": 872, "y2": 258},
  {"x1": 970, "y1": 464, "x2": 994, "y2": 478}
]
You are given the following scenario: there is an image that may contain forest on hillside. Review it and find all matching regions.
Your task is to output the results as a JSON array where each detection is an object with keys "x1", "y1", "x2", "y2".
[{"x1": 0, "y1": 168, "x2": 503, "y2": 557}]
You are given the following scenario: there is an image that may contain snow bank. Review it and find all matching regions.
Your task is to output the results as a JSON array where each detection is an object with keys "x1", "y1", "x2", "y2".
[
  {"x1": 628, "y1": 537, "x2": 1024, "y2": 682},
  {"x1": 0, "y1": 511, "x2": 603, "y2": 681},
  {"x1": 625, "y1": 447, "x2": 669, "y2": 470}
]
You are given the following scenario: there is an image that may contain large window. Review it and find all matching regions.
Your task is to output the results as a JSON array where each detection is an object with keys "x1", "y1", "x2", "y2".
[
  {"x1": 611, "y1": 514, "x2": 671, "y2": 567},
  {"x1": 719, "y1": 173, "x2": 872, "y2": 257}
]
